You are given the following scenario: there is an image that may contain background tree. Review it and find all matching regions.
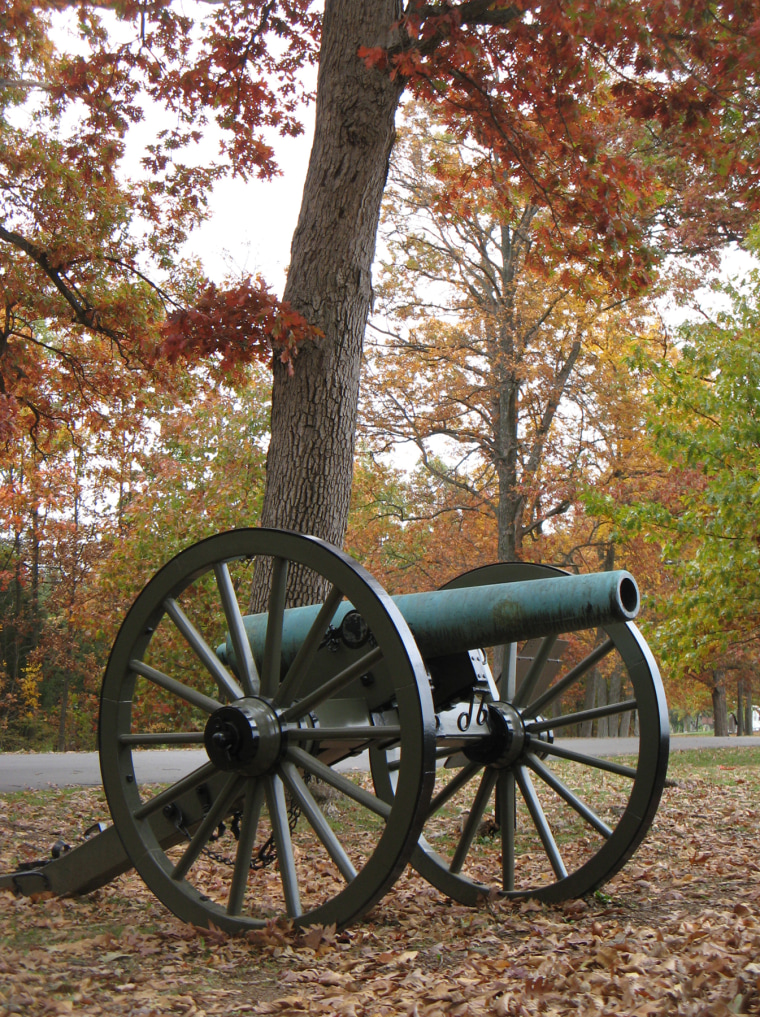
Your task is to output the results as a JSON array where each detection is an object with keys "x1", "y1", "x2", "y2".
[
  {"x1": 593, "y1": 265, "x2": 760, "y2": 734},
  {"x1": 4, "y1": 0, "x2": 760, "y2": 609},
  {"x1": 362, "y1": 106, "x2": 672, "y2": 563},
  {"x1": 0, "y1": 344, "x2": 271, "y2": 750},
  {"x1": 346, "y1": 445, "x2": 499, "y2": 593},
  {"x1": 539, "y1": 326, "x2": 685, "y2": 734}
]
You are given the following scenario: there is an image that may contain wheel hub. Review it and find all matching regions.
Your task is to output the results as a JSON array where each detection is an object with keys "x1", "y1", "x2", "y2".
[
  {"x1": 204, "y1": 697, "x2": 283, "y2": 775},
  {"x1": 528, "y1": 716, "x2": 554, "y2": 759},
  {"x1": 464, "y1": 701, "x2": 525, "y2": 768}
]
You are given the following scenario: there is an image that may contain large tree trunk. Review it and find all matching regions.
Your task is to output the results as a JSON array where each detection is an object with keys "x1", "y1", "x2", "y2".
[
  {"x1": 257, "y1": 1, "x2": 404, "y2": 597},
  {"x1": 495, "y1": 366, "x2": 521, "y2": 562}
]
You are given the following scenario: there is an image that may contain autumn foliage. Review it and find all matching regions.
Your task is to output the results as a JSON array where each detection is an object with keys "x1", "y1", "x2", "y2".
[
  {"x1": 3, "y1": 0, "x2": 760, "y2": 740},
  {"x1": 359, "y1": 0, "x2": 760, "y2": 290},
  {"x1": 161, "y1": 277, "x2": 316, "y2": 371},
  {"x1": 3, "y1": 0, "x2": 760, "y2": 412},
  {"x1": 3, "y1": 753, "x2": 760, "y2": 1013}
]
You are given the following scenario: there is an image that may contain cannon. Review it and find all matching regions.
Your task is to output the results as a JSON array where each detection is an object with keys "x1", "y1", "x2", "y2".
[{"x1": 2, "y1": 528, "x2": 669, "y2": 932}]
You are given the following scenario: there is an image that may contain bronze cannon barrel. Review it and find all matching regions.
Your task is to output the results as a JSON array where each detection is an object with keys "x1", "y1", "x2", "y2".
[
  {"x1": 221, "y1": 569, "x2": 639, "y2": 669},
  {"x1": 394, "y1": 570, "x2": 638, "y2": 658}
]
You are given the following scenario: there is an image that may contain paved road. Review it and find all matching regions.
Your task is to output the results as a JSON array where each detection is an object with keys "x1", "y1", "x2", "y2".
[{"x1": 2, "y1": 735, "x2": 759, "y2": 793}]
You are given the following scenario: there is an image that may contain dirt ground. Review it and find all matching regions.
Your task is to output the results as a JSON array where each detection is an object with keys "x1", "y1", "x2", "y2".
[{"x1": 1, "y1": 748, "x2": 759, "y2": 1017}]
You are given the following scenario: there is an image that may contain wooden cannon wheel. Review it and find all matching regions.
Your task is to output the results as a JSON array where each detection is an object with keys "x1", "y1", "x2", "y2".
[
  {"x1": 371, "y1": 562, "x2": 670, "y2": 905},
  {"x1": 99, "y1": 529, "x2": 436, "y2": 933}
]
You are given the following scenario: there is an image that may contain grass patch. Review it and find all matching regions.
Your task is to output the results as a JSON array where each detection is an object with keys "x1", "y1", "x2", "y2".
[{"x1": 667, "y1": 743, "x2": 760, "y2": 771}]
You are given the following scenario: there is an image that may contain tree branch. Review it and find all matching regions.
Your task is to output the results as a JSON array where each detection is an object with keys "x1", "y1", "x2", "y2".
[{"x1": 0, "y1": 224, "x2": 125, "y2": 345}]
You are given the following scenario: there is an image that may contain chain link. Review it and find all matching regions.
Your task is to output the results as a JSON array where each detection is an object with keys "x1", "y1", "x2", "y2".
[{"x1": 182, "y1": 777, "x2": 309, "y2": 871}]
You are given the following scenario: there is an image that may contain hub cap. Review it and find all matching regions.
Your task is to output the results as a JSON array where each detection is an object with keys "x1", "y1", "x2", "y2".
[
  {"x1": 204, "y1": 698, "x2": 282, "y2": 775},
  {"x1": 464, "y1": 702, "x2": 525, "y2": 767}
]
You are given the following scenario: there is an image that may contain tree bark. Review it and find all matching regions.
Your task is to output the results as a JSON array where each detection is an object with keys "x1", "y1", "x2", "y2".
[
  {"x1": 254, "y1": 0, "x2": 405, "y2": 606},
  {"x1": 580, "y1": 664, "x2": 596, "y2": 737},
  {"x1": 745, "y1": 683, "x2": 754, "y2": 736},
  {"x1": 712, "y1": 670, "x2": 728, "y2": 737},
  {"x1": 608, "y1": 661, "x2": 623, "y2": 737},
  {"x1": 494, "y1": 365, "x2": 520, "y2": 561},
  {"x1": 57, "y1": 675, "x2": 69, "y2": 753},
  {"x1": 493, "y1": 210, "x2": 534, "y2": 563}
]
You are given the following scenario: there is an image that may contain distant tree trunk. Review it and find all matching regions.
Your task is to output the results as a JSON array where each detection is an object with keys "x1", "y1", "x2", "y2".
[
  {"x1": 57, "y1": 676, "x2": 69, "y2": 752},
  {"x1": 608, "y1": 662, "x2": 623, "y2": 737},
  {"x1": 12, "y1": 524, "x2": 22, "y2": 686},
  {"x1": 30, "y1": 505, "x2": 40, "y2": 641},
  {"x1": 255, "y1": 0, "x2": 404, "y2": 607},
  {"x1": 712, "y1": 670, "x2": 728, "y2": 736},
  {"x1": 596, "y1": 672, "x2": 609, "y2": 737},
  {"x1": 744, "y1": 679, "x2": 753, "y2": 736},
  {"x1": 619, "y1": 704, "x2": 632, "y2": 738},
  {"x1": 494, "y1": 361, "x2": 521, "y2": 562},
  {"x1": 493, "y1": 221, "x2": 523, "y2": 564},
  {"x1": 748, "y1": 687, "x2": 756, "y2": 736},
  {"x1": 580, "y1": 667, "x2": 596, "y2": 737},
  {"x1": 737, "y1": 677, "x2": 746, "y2": 735}
]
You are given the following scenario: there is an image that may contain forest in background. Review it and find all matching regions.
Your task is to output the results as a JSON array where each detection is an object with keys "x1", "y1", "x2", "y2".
[
  {"x1": 3, "y1": 213, "x2": 759, "y2": 750},
  {"x1": 3, "y1": 2, "x2": 760, "y2": 750}
]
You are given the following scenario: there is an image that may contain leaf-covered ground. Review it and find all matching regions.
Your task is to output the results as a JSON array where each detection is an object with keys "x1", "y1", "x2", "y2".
[{"x1": 1, "y1": 748, "x2": 759, "y2": 1017}]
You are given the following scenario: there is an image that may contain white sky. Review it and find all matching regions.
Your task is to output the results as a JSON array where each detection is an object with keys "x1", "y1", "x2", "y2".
[
  {"x1": 179, "y1": 123, "x2": 314, "y2": 292},
  {"x1": 45, "y1": 4, "x2": 314, "y2": 296}
]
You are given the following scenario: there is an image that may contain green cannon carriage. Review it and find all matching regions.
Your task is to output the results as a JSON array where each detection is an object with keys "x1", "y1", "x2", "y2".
[{"x1": 2, "y1": 528, "x2": 669, "y2": 931}]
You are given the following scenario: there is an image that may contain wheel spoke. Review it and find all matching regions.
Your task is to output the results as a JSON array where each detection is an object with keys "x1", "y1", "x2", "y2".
[
  {"x1": 512, "y1": 635, "x2": 557, "y2": 709},
  {"x1": 525, "y1": 753, "x2": 613, "y2": 838},
  {"x1": 527, "y1": 698, "x2": 637, "y2": 733},
  {"x1": 265, "y1": 773, "x2": 301, "y2": 918},
  {"x1": 450, "y1": 768, "x2": 498, "y2": 874},
  {"x1": 214, "y1": 563, "x2": 260, "y2": 697},
  {"x1": 279, "y1": 645, "x2": 384, "y2": 724},
  {"x1": 523, "y1": 639, "x2": 615, "y2": 720},
  {"x1": 427, "y1": 760, "x2": 483, "y2": 819},
  {"x1": 171, "y1": 773, "x2": 244, "y2": 882},
  {"x1": 227, "y1": 780, "x2": 265, "y2": 916},
  {"x1": 164, "y1": 597, "x2": 244, "y2": 702},
  {"x1": 261, "y1": 557, "x2": 289, "y2": 698},
  {"x1": 274, "y1": 585, "x2": 344, "y2": 707},
  {"x1": 515, "y1": 765, "x2": 567, "y2": 880},
  {"x1": 133, "y1": 761, "x2": 220, "y2": 821},
  {"x1": 287, "y1": 746, "x2": 391, "y2": 819},
  {"x1": 536, "y1": 740, "x2": 639, "y2": 779},
  {"x1": 118, "y1": 731, "x2": 205, "y2": 746},
  {"x1": 280, "y1": 761, "x2": 357, "y2": 883},
  {"x1": 496, "y1": 772, "x2": 516, "y2": 891},
  {"x1": 500, "y1": 642, "x2": 518, "y2": 699},
  {"x1": 129, "y1": 660, "x2": 222, "y2": 715}
]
